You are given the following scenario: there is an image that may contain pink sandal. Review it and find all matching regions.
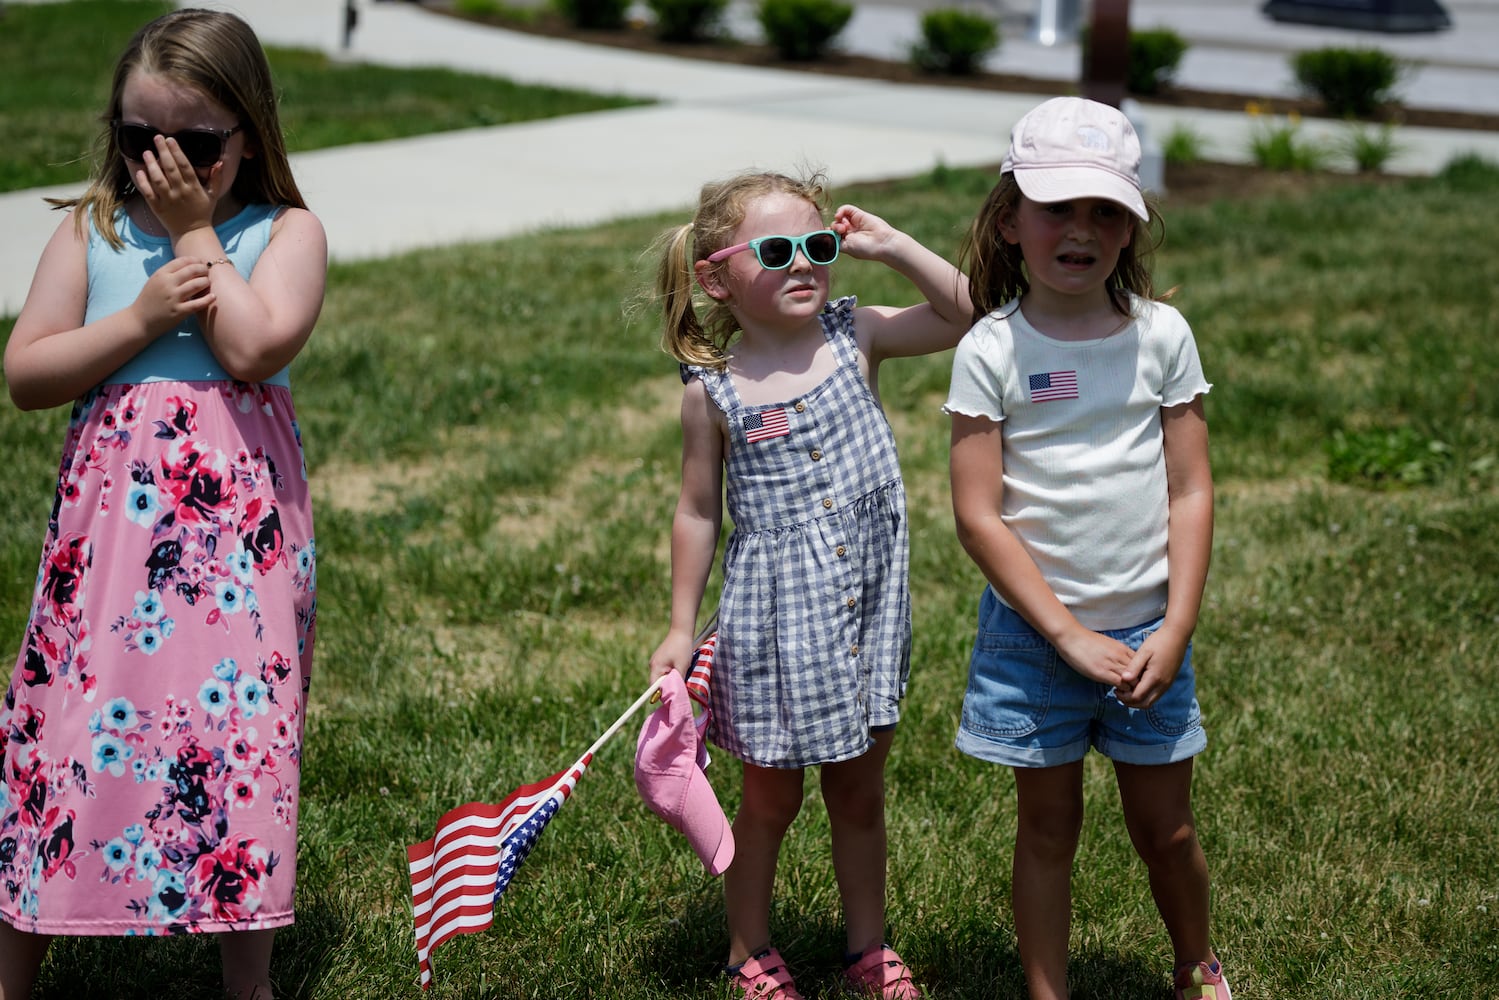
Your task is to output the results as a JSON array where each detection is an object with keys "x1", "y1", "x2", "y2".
[
  {"x1": 843, "y1": 944, "x2": 923, "y2": 999},
  {"x1": 727, "y1": 947, "x2": 805, "y2": 999}
]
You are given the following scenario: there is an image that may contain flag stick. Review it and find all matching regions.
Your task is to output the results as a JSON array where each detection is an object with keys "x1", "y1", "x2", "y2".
[
  {"x1": 573, "y1": 606, "x2": 716, "y2": 766},
  {"x1": 576, "y1": 675, "x2": 668, "y2": 765},
  {"x1": 410, "y1": 673, "x2": 691, "y2": 988}
]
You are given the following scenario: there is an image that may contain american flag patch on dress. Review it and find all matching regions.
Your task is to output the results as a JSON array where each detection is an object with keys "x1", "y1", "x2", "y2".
[
  {"x1": 1027, "y1": 371, "x2": 1078, "y2": 402},
  {"x1": 743, "y1": 407, "x2": 790, "y2": 442}
]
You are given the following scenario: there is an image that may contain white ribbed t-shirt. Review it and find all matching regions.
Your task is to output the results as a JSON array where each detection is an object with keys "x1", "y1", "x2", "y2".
[{"x1": 944, "y1": 296, "x2": 1211, "y2": 629}]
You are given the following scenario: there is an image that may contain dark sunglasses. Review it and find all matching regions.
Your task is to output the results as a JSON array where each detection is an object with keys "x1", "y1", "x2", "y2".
[
  {"x1": 113, "y1": 121, "x2": 244, "y2": 169},
  {"x1": 706, "y1": 229, "x2": 841, "y2": 270}
]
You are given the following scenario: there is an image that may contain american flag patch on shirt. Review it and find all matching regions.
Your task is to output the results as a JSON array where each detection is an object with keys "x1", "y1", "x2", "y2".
[
  {"x1": 1028, "y1": 371, "x2": 1079, "y2": 402},
  {"x1": 743, "y1": 407, "x2": 790, "y2": 442}
]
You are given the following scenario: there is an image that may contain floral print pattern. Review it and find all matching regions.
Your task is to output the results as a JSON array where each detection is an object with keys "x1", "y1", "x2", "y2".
[{"x1": 1, "y1": 381, "x2": 315, "y2": 934}]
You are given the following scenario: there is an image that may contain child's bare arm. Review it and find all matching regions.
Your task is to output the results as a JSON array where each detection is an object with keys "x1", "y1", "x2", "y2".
[
  {"x1": 950, "y1": 413, "x2": 1132, "y2": 688},
  {"x1": 1118, "y1": 397, "x2": 1213, "y2": 708},
  {"x1": 138, "y1": 140, "x2": 327, "y2": 383},
  {"x1": 182, "y1": 208, "x2": 327, "y2": 383},
  {"x1": 834, "y1": 203, "x2": 971, "y2": 362},
  {"x1": 5, "y1": 216, "x2": 209, "y2": 410},
  {"x1": 649, "y1": 378, "x2": 725, "y2": 680}
]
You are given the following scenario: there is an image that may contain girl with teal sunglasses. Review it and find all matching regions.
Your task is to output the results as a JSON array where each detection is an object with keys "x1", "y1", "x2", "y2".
[{"x1": 646, "y1": 169, "x2": 971, "y2": 1000}]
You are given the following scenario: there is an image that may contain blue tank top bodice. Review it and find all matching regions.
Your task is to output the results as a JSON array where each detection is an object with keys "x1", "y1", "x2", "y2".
[{"x1": 90, "y1": 203, "x2": 289, "y2": 387}]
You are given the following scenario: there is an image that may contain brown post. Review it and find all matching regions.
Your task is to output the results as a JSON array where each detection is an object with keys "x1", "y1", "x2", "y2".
[{"x1": 1082, "y1": 0, "x2": 1130, "y2": 108}]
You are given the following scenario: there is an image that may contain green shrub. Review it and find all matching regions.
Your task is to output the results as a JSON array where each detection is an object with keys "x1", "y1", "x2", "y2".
[
  {"x1": 1161, "y1": 123, "x2": 1207, "y2": 165},
  {"x1": 1128, "y1": 27, "x2": 1188, "y2": 95},
  {"x1": 1291, "y1": 46, "x2": 1404, "y2": 117},
  {"x1": 1079, "y1": 26, "x2": 1188, "y2": 95},
  {"x1": 554, "y1": 0, "x2": 630, "y2": 30},
  {"x1": 758, "y1": 0, "x2": 853, "y2": 61},
  {"x1": 1436, "y1": 152, "x2": 1499, "y2": 191},
  {"x1": 910, "y1": 8, "x2": 999, "y2": 76},
  {"x1": 1247, "y1": 108, "x2": 1330, "y2": 171},
  {"x1": 647, "y1": 0, "x2": 729, "y2": 41},
  {"x1": 1341, "y1": 122, "x2": 1403, "y2": 173},
  {"x1": 454, "y1": 0, "x2": 547, "y2": 25}
]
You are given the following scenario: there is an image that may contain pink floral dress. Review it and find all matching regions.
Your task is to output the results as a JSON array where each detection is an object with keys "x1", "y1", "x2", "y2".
[{"x1": 0, "y1": 204, "x2": 316, "y2": 935}]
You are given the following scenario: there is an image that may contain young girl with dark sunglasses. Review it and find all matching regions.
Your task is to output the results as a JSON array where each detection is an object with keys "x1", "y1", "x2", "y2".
[
  {"x1": 1, "y1": 9, "x2": 325, "y2": 999},
  {"x1": 647, "y1": 170, "x2": 970, "y2": 999}
]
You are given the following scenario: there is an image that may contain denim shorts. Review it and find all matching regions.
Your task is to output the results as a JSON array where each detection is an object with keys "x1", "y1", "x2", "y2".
[{"x1": 955, "y1": 588, "x2": 1207, "y2": 768}]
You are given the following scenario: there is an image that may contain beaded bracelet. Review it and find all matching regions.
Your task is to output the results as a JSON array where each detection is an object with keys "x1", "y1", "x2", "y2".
[{"x1": 205, "y1": 257, "x2": 232, "y2": 268}]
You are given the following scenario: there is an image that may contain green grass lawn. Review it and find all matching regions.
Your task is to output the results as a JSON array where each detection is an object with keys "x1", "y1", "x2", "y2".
[
  {"x1": 3, "y1": 0, "x2": 1499, "y2": 995},
  {"x1": 0, "y1": 0, "x2": 644, "y2": 193},
  {"x1": 1, "y1": 159, "x2": 1496, "y2": 997}
]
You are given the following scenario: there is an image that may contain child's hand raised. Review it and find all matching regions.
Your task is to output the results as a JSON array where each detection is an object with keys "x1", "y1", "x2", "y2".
[
  {"x1": 134, "y1": 137, "x2": 218, "y2": 240},
  {"x1": 831, "y1": 204, "x2": 899, "y2": 262},
  {"x1": 834, "y1": 200, "x2": 970, "y2": 355}
]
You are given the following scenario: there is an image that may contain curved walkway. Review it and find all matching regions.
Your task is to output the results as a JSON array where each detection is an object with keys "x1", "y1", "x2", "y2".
[{"x1": 3, "y1": 0, "x2": 1499, "y2": 314}]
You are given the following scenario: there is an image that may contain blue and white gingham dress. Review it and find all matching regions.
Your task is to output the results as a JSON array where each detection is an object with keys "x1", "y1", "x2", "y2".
[{"x1": 687, "y1": 296, "x2": 911, "y2": 769}]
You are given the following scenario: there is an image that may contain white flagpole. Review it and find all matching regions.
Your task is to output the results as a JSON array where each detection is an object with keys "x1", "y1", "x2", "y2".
[
  {"x1": 574, "y1": 675, "x2": 668, "y2": 768},
  {"x1": 559, "y1": 612, "x2": 720, "y2": 783}
]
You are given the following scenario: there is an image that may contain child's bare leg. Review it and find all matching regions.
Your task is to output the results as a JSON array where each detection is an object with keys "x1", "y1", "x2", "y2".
[
  {"x1": 725, "y1": 763, "x2": 805, "y2": 965},
  {"x1": 219, "y1": 927, "x2": 276, "y2": 1000},
  {"x1": 821, "y1": 728, "x2": 894, "y2": 956},
  {"x1": 0, "y1": 922, "x2": 50, "y2": 1000},
  {"x1": 1013, "y1": 762, "x2": 1084, "y2": 1000},
  {"x1": 1114, "y1": 759, "x2": 1218, "y2": 969}
]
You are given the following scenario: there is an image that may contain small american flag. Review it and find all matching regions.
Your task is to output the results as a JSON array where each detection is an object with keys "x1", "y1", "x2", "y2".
[
  {"x1": 685, "y1": 632, "x2": 716, "y2": 707},
  {"x1": 407, "y1": 761, "x2": 588, "y2": 989},
  {"x1": 1028, "y1": 370, "x2": 1079, "y2": 402},
  {"x1": 743, "y1": 407, "x2": 790, "y2": 443}
]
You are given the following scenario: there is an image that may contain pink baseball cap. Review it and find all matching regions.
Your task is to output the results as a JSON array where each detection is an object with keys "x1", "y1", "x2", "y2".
[
  {"x1": 635, "y1": 670, "x2": 734, "y2": 875},
  {"x1": 1001, "y1": 96, "x2": 1149, "y2": 222}
]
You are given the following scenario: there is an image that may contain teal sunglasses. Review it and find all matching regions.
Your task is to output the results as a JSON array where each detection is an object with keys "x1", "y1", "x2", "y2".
[{"x1": 706, "y1": 229, "x2": 840, "y2": 270}]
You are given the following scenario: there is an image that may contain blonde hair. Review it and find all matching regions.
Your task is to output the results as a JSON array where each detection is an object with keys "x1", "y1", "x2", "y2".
[
  {"x1": 652, "y1": 170, "x2": 830, "y2": 370},
  {"x1": 958, "y1": 172, "x2": 1163, "y2": 323},
  {"x1": 51, "y1": 8, "x2": 306, "y2": 248}
]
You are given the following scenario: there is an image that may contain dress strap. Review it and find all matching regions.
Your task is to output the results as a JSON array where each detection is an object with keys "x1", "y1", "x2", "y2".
[
  {"x1": 821, "y1": 296, "x2": 862, "y2": 370},
  {"x1": 684, "y1": 295, "x2": 861, "y2": 417},
  {"x1": 682, "y1": 362, "x2": 742, "y2": 416}
]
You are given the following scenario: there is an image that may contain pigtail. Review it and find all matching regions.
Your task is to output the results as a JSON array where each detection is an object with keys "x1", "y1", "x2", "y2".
[
  {"x1": 648, "y1": 169, "x2": 832, "y2": 371},
  {"x1": 655, "y1": 223, "x2": 726, "y2": 369}
]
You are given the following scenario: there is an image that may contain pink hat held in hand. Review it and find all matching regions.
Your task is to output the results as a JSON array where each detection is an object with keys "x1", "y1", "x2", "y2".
[
  {"x1": 635, "y1": 669, "x2": 734, "y2": 875},
  {"x1": 1002, "y1": 96, "x2": 1150, "y2": 222}
]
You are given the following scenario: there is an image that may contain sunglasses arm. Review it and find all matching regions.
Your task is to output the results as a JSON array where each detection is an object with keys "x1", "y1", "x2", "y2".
[{"x1": 705, "y1": 242, "x2": 751, "y2": 264}]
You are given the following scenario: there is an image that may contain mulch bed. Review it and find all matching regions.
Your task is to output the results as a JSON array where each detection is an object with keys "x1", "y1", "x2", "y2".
[{"x1": 423, "y1": 2, "x2": 1499, "y2": 133}]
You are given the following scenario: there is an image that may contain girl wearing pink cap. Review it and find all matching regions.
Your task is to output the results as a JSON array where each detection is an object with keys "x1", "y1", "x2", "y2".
[
  {"x1": 946, "y1": 97, "x2": 1230, "y2": 1000},
  {"x1": 649, "y1": 169, "x2": 970, "y2": 999}
]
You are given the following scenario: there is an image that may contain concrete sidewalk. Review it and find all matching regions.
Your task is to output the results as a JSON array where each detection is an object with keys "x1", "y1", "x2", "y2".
[{"x1": 3, "y1": 0, "x2": 1499, "y2": 315}]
